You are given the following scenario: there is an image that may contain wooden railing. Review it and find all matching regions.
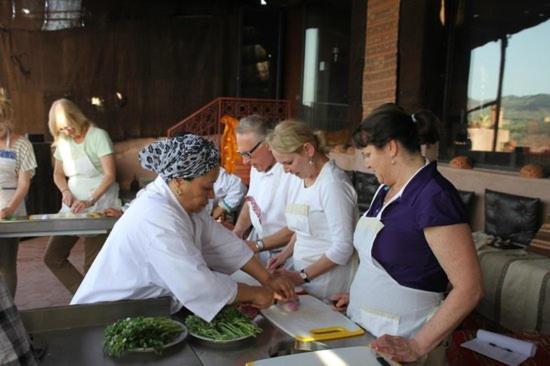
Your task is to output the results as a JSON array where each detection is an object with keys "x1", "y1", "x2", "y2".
[{"x1": 166, "y1": 97, "x2": 291, "y2": 137}]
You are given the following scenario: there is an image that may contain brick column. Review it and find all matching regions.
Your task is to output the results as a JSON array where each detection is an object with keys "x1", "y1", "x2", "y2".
[{"x1": 362, "y1": 0, "x2": 400, "y2": 118}]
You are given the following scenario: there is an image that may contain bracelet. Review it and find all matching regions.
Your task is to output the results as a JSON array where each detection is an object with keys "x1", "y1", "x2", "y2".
[{"x1": 255, "y1": 239, "x2": 265, "y2": 252}]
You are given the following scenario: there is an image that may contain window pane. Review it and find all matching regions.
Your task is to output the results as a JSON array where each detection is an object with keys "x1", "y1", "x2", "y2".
[
  {"x1": 467, "y1": 40, "x2": 501, "y2": 151},
  {"x1": 501, "y1": 20, "x2": 550, "y2": 153}
]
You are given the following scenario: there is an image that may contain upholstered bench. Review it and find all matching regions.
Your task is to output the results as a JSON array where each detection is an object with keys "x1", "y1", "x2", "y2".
[{"x1": 474, "y1": 244, "x2": 550, "y2": 333}]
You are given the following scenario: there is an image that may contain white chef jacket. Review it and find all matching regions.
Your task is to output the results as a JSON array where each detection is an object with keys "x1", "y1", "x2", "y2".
[
  {"x1": 207, "y1": 167, "x2": 247, "y2": 213},
  {"x1": 71, "y1": 176, "x2": 253, "y2": 322},
  {"x1": 246, "y1": 163, "x2": 301, "y2": 238}
]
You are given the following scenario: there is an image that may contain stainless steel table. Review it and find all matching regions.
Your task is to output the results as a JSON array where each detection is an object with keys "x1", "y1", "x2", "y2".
[
  {"x1": 21, "y1": 298, "x2": 202, "y2": 366},
  {"x1": 20, "y1": 298, "x2": 375, "y2": 366},
  {"x1": 0, "y1": 216, "x2": 117, "y2": 238}
]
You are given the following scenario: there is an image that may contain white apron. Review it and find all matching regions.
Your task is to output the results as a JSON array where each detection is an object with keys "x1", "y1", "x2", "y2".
[
  {"x1": 59, "y1": 143, "x2": 119, "y2": 213},
  {"x1": 286, "y1": 203, "x2": 355, "y2": 299},
  {"x1": 347, "y1": 185, "x2": 443, "y2": 338},
  {"x1": 0, "y1": 132, "x2": 26, "y2": 216}
]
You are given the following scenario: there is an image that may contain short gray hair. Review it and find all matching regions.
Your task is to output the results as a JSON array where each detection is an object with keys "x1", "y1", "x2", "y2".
[{"x1": 236, "y1": 114, "x2": 274, "y2": 139}]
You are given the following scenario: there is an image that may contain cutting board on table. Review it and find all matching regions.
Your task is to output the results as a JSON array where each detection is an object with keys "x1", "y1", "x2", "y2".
[
  {"x1": 246, "y1": 346, "x2": 400, "y2": 366},
  {"x1": 261, "y1": 295, "x2": 364, "y2": 342}
]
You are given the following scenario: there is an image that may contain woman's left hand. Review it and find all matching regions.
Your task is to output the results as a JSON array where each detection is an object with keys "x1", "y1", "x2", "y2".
[
  {"x1": 71, "y1": 200, "x2": 93, "y2": 213},
  {"x1": 371, "y1": 335, "x2": 424, "y2": 363}
]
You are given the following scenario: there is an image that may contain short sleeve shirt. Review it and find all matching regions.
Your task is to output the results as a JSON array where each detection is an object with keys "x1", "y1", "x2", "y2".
[
  {"x1": 366, "y1": 162, "x2": 468, "y2": 292},
  {"x1": 53, "y1": 126, "x2": 113, "y2": 173}
]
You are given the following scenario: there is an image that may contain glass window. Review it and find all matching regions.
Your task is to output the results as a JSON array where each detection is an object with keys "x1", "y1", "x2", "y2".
[{"x1": 443, "y1": 2, "x2": 550, "y2": 171}]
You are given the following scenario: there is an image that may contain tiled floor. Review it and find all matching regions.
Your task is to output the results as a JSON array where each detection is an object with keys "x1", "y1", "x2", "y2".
[{"x1": 14, "y1": 236, "x2": 85, "y2": 310}]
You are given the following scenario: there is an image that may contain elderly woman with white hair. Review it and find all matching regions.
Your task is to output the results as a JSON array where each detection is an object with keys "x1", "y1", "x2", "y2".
[{"x1": 72, "y1": 135, "x2": 294, "y2": 321}]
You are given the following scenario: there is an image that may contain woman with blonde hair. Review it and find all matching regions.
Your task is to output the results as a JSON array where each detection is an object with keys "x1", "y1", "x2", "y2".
[
  {"x1": 0, "y1": 89, "x2": 37, "y2": 297},
  {"x1": 44, "y1": 98, "x2": 119, "y2": 293},
  {"x1": 266, "y1": 120, "x2": 358, "y2": 300}
]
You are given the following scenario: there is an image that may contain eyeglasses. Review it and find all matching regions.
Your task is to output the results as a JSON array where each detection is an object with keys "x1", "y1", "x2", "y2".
[
  {"x1": 58, "y1": 126, "x2": 72, "y2": 132},
  {"x1": 238, "y1": 140, "x2": 264, "y2": 160}
]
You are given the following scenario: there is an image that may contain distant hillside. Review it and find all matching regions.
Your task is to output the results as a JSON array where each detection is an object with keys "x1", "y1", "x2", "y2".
[
  {"x1": 468, "y1": 93, "x2": 550, "y2": 122},
  {"x1": 467, "y1": 94, "x2": 550, "y2": 150}
]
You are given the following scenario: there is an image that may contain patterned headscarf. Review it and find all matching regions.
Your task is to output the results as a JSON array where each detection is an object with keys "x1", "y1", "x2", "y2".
[{"x1": 139, "y1": 134, "x2": 219, "y2": 182}]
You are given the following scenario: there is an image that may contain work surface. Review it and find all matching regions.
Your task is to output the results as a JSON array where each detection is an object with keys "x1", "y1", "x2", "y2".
[
  {"x1": 20, "y1": 298, "x2": 376, "y2": 366},
  {"x1": 0, "y1": 215, "x2": 117, "y2": 238}
]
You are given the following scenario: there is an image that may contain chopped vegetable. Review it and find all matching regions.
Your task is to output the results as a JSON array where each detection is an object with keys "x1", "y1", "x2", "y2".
[
  {"x1": 104, "y1": 316, "x2": 183, "y2": 357},
  {"x1": 277, "y1": 297, "x2": 300, "y2": 312},
  {"x1": 185, "y1": 306, "x2": 262, "y2": 341}
]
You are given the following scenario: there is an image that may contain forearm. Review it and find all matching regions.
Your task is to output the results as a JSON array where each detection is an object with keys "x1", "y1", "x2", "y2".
[
  {"x1": 53, "y1": 171, "x2": 69, "y2": 192},
  {"x1": 262, "y1": 227, "x2": 294, "y2": 251},
  {"x1": 233, "y1": 283, "x2": 259, "y2": 303},
  {"x1": 302, "y1": 255, "x2": 337, "y2": 280},
  {"x1": 412, "y1": 285, "x2": 483, "y2": 354},
  {"x1": 240, "y1": 255, "x2": 271, "y2": 285},
  {"x1": 233, "y1": 202, "x2": 251, "y2": 235},
  {"x1": 5, "y1": 173, "x2": 31, "y2": 212},
  {"x1": 89, "y1": 173, "x2": 115, "y2": 202}
]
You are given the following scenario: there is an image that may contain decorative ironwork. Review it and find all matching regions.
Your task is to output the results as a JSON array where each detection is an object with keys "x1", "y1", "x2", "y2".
[{"x1": 166, "y1": 97, "x2": 291, "y2": 138}]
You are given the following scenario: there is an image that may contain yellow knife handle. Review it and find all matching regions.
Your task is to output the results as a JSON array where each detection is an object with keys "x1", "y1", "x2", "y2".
[{"x1": 295, "y1": 327, "x2": 365, "y2": 342}]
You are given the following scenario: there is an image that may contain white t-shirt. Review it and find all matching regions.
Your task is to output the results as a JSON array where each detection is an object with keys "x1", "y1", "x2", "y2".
[
  {"x1": 246, "y1": 163, "x2": 301, "y2": 238},
  {"x1": 71, "y1": 176, "x2": 253, "y2": 322}
]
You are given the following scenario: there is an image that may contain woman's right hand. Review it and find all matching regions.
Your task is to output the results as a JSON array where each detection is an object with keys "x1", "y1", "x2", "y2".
[
  {"x1": 61, "y1": 189, "x2": 74, "y2": 207},
  {"x1": 329, "y1": 293, "x2": 349, "y2": 312}
]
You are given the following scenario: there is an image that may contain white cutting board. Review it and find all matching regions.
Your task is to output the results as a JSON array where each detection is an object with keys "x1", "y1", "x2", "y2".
[
  {"x1": 261, "y1": 295, "x2": 364, "y2": 342},
  {"x1": 246, "y1": 346, "x2": 399, "y2": 366}
]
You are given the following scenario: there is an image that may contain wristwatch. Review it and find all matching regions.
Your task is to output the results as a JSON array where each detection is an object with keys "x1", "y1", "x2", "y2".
[
  {"x1": 255, "y1": 239, "x2": 265, "y2": 252},
  {"x1": 299, "y1": 269, "x2": 310, "y2": 283}
]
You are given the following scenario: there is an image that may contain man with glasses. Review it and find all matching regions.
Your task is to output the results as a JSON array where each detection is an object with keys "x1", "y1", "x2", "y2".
[{"x1": 233, "y1": 115, "x2": 300, "y2": 265}]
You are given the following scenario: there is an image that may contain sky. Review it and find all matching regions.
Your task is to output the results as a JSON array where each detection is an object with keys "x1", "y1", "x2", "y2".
[{"x1": 468, "y1": 19, "x2": 550, "y2": 101}]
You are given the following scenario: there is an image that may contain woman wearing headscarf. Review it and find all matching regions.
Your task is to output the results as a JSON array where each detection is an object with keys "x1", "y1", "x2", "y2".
[{"x1": 72, "y1": 135, "x2": 294, "y2": 321}]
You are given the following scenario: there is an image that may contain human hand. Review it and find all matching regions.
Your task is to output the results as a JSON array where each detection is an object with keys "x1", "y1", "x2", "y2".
[
  {"x1": 328, "y1": 293, "x2": 349, "y2": 312},
  {"x1": 266, "y1": 253, "x2": 287, "y2": 273},
  {"x1": 371, "y1": 335, "x2": 424, "y2": 363},
  {"x1": 211, "y1": 206, "x2": 226, "y2": 222},
  {"x1": 266, "y1": 275, "x2": 295, "y2": 300},
  {"x1": 273, "y1": 268, "x2": 303, "y2": 286},
  {"x1": 71, "y1": 200, "x2": 92, "y2": 213},
  {"x1": 104, "y1": 208, "x2": 123, "y2": 217},
  {"x1": 251, "y1": 287, "x2": 275, "y2": 309},
  {"x1": 61, "y1": 190, "x2": 74, "y2": 207},
  {"x1": 0, "y1": 207, "x2": 14, "y2": 219}
]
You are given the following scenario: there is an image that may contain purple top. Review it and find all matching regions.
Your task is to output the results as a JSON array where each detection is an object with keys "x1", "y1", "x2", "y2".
[{"x1": 366, "y1": 162, "x2": 468, "y2": 292}]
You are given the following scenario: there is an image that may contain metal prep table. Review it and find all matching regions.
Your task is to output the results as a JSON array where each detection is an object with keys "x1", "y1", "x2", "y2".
[
  {"x1": 0, "y1": 216, "x2": 118, "y2": 238},
  {"x1": 20, "y1": 298, "x2": 376, "y2": 366}
]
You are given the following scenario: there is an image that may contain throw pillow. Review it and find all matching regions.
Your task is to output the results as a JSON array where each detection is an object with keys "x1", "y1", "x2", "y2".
[{"x1": 484, "y1": 189, "x2": 541, "y2": 246}]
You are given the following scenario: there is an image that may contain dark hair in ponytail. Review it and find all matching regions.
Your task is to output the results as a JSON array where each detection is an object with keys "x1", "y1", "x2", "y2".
[{"x1": 352, "y1": 103, "x2": 440, "y2": 154}]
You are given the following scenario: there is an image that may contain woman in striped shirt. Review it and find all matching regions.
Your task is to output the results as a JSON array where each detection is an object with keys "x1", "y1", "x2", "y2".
[{"x1": 0, "y1": 90, "x2": 37, "y2": 297}]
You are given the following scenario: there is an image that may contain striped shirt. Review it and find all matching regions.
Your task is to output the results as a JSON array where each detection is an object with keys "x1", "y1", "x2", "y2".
[{"x1": 9, "y1": 136, "x2": 37, "y2": 177}]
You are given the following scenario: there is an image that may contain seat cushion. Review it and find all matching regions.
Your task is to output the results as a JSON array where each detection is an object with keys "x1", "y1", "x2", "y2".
[{"x1": 485, "y1": 189, "x2": 541, "y2": 246}]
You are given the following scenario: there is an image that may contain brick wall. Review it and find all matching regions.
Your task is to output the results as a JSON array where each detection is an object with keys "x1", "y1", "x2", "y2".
[{"x1": 362, "y1": 0, "x2": 400, "y2": 117}]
